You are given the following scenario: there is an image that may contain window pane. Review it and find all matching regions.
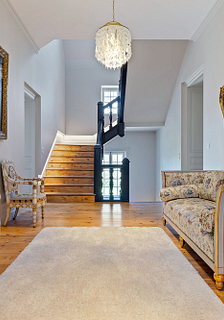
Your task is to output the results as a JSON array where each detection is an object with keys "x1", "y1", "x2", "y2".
[
  {"x1": 112, "y1": 154, "x2": 117, "y2": 164},
  {"x1": 102, "y1": 154, "x2": 110, "y2": 164}
]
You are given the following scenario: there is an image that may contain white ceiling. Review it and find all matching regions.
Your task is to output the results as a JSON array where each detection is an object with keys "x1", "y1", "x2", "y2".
[{"x1": 6, "y1": 0, "x2": 219, "y2": 49}]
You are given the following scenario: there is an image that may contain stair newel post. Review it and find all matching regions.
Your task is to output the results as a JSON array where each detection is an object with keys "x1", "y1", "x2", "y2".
[
  {"x1": 94, "y1": 101, "x2": 104, "y2": 202},
  {"x1": 94, "y1": 145, "x2": 103, "y2": 202},
  {"x1": 121, "y1": 158, "x2": 130, "y2": 202},
  {"x1": 109, "y1": 167, "x2": 114, "y2": 201}
]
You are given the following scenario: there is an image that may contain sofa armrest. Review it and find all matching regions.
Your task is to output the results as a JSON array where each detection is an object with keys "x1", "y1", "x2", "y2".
[{"x1": 214, "y1": 185, "x2": 224, "y2": 278}]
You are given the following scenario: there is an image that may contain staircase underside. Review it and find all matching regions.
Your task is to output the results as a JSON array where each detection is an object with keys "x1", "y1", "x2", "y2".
[{"x1": 45, "y1": 144, "x2": 95, "y2": 203}]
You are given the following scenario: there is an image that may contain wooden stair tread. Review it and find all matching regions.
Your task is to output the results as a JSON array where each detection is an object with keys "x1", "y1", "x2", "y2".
[
  {"x1": 52, "y1": 155, "x2": 94, "y2": 158},
  {"x1": 49, "y1": 161, "x2": 94, "y2": 164},
  {"x1": 46, "y1": 143, "x2": 95, "y2": 203},
  {"x1": 45, "y1": 184, "x2": 94, "y2": 187},
  {"x1": 46, "y1": 192, "x2": 95, "y2": 195},
  {"x1": 46, "y1": 168, "x2": 94, "y2": 171},
  {"x1": 45, "y1": 176, "x2": 93, "y2": 178}
]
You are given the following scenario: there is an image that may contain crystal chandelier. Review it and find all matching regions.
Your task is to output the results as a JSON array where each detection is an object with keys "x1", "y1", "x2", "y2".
[{"x1": 95, "y1": 0, "x2": 132, "y2": 69}]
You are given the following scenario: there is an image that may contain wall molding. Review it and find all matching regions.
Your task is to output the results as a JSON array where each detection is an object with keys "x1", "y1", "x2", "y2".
[
  {"x1": 191, "y1": 0, "x2": 224, "y2": 41},
  {"x1": 2, "y1": 0, "x2": 40, "y2": 53},
  {"x1": 185, "y1": 65, "x2": 204, "y2": 87},
  {"x1": 24, "y1": 83, "x2": 37, "y2": 100}
]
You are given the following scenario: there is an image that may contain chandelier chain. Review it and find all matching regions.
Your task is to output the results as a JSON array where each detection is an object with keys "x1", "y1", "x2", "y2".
[{"x1": 113, "y1": 0, "x2": 115, "y2": 21}]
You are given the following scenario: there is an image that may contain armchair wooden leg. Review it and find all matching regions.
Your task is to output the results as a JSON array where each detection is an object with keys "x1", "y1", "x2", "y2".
[
  {"x1": 214, "y1": 274, "x2": 224, "y2": 290},
  {"x1": 162, "y1": 217, "x2": 166, "y2": 226},
  {"x1": 13, "y1": 208, "x2": 19, "y2": 220},
  {"x1": 33, "y1": 207, "x2": 37, "y2": 228},
  {"x1": 41, "y1": 206, "x2": 44, "y2": 219},
  {"x1": 179, "y1": 236, "x2": 185, "y2": 248},
  {"x1": 3, "y1": 206, "x2": 11, "y2": 226}
]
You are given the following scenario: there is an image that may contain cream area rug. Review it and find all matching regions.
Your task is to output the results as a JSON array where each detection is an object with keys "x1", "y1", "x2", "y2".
[{"x1": 0, "y1": 227, "x2": 224, "y2": 320}]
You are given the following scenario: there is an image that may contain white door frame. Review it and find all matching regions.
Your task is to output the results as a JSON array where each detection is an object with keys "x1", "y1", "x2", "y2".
[
  {"x1": 24, "y1": 83, "x2": 41, "y2": 177},
  {"x1": 181, "y1": 65, "x2": 204, "y2": 170}
]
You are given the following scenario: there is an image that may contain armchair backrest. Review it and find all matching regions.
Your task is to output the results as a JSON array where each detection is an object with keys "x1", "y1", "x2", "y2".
[{"x1": 1, "y1": 161, "x2": 19, "y2": 202}]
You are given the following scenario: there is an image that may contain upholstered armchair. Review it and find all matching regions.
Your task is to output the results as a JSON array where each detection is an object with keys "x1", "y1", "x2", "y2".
[{"x1": 1, "y1": 160, "x2": 47, "y2": 228}]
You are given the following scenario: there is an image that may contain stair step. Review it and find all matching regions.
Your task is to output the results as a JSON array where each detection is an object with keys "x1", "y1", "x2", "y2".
[
  {"x1": 48, "y1": 162, "x2": 94, "y2": 169},
  {"x1": 52, "y1": 150, "x2": 94, "y2": 157},
  {"x1": 45, "y1": 176, "x2": 94, "y2": 184},
  {"x1": 50, "y1": 156, "x2": 94, "y2": 162},
  {"x1": 46, "y1": 193, "x2": 95, "y2": 203},
  {"x1": 45, "y1": 184, "x2": 94, "y2": 193},
  {"x1": 46, "y1": 169, "x2": 94, "y2": 176},
  {"x1": 55, "y1": 144, "x2": 94, "y2": 152}
]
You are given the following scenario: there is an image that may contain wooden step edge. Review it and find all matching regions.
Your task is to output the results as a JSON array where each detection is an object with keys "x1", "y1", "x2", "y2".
[
  {"x1": 48, "y1": 161, "x2": 94, "y2": 164},
  {"x1": 46, "y1": 168, "x2": 94, "y2": 171},
  {"x1": 45, "y1": 176, "x2": 94, "y2": 179},
  {"x1": 52, "y1": 155, "x2": 94, "y2": 158},
  {"x1": 55, "y1": 144, "x2": 94, "y2": 147},
  {"x1": 45, "y1": 184, "x2": 94, "y2": 187},
  {"x1": 53, "y1": 150, "x2": 94, "y2": 153},
  {"x1": 46, "y1": 192, "x2": 95, "y2": 196}
]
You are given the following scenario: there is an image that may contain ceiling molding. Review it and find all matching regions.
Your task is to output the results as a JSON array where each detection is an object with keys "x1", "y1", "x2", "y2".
[
  {"x1": 125, "y1": 122, "x2": 165, "y2": 131},
  {"x1": 191, "y1": 0, "x2": 224, "y2": 41},
  {"x1": 2, "y1": 0, "x2": 40, "y2": 53},
  {"x1": 185, "y1": 65, "x2": 204, "y2": 87}
]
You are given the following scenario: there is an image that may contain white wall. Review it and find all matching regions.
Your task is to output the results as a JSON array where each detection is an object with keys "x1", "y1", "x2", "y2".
[
  {"x1": 0, "y1": 1, "x2": 65, "y2": 223},
  {"x1": 64, "y1": 39, "x2": 187, "y2": 135},
  {"x1": 65, "y1": 58, "x2": 119, "y2": 135},
  {"x1": 156, "y1": 2, "x2": 224, "y2": 200},
  {"x1": 105, "y1": 131, "x2": 157, "y2": 202}
]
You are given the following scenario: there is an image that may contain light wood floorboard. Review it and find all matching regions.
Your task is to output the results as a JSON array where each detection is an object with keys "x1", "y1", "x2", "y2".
[{"x1": 0, "y1": 202, "x2": 223, "y2": 303}]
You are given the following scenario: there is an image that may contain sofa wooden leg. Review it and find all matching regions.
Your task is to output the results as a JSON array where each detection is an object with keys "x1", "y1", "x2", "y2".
[
  {"x1": 162, "y1": 217, "x2": 166, "y2": 226},
  {"x1": 214, "y1": 274, "x2": 224, "y2": 290},
  {"x1": 179, "y1": 236, "x2": 185, "y2": 248}
]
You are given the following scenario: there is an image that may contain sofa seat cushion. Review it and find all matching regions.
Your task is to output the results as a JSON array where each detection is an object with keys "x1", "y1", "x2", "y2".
[
  {"x1": 199, "y1": 170, "x2": 224, "y2": 202},
  {"x1": 164, "y1": 172, "x2": 204, "y2": 187},
  {"x1": 164, "y1": 198, "x2": 214, "y2": 260},
  {"x1": 160, "y1": 184, "x2": 202, "y2": 202}
]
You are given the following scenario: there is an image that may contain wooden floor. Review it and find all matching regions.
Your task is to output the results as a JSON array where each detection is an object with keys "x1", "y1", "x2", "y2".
[{"x1": 0, "y1": 202, "x2": 223, "y2": 303}]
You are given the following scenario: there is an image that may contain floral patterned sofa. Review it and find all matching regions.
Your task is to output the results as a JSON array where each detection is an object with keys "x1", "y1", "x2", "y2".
[{"x1": 160, "y1": 170, "x2": 224, "y2": 290}]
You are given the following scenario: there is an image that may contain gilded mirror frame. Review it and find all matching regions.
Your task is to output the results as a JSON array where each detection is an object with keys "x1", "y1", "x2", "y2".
[
  {"x1": 219, "y1": 85, "x2": 224, "y2": 118},
  {"x1": 0, "y1": 46, "x2": 9, "y2": 140}
]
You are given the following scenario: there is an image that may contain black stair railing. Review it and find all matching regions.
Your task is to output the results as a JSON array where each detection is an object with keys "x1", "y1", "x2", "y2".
[{"x1": 94, "y1": 63, "x2": 129, "y2": 202}]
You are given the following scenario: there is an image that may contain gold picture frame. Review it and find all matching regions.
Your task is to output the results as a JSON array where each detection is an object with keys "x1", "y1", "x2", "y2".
[
  {"x1": 0, "y1": 46, "x2": 9, "y2": 140},
  {"x1": 219, "y1": 85, "x2": 224, "y2": 118}
]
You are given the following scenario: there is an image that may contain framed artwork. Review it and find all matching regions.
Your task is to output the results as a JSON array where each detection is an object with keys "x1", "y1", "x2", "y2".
[
  {"x1": 0, "y1": 46, "x2": 9, "y2": 140},
  {"x1": 219, "y1": 85, "x2": 224, "y2": 118}
]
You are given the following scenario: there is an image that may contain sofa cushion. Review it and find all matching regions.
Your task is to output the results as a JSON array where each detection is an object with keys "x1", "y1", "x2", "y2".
[
  {"x1": 164, "y1": 198, "x2": 215, "y2": 260},
  {"x1": 199, "y1": 171, "x2": 224, "y2": 202},
  {"x1": 164, "y1": 172, "x2": 204, "y2": 187},
  {"x1": 160, "y1": 184, "x2": 202, "y2": 202}
]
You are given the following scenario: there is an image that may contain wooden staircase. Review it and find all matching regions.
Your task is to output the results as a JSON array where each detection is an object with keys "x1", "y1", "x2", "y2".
[{"x1": 45, "y1": 144, "x2": 95, "y2": 203}]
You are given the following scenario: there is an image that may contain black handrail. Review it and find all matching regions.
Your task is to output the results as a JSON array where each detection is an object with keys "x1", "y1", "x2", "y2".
[{"x1": 94, "y1": 62, "x2": 129, "y2": 202}]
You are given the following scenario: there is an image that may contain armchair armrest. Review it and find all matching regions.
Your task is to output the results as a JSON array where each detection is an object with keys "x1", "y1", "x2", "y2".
[{"x1": 16, "y1": 176, "x2": 45, "y2": 192}]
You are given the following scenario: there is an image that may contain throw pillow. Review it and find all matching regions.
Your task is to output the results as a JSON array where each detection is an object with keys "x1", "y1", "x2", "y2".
[
  {"x1": 160, "y1": 184, "x2": 202, "y2": 202},
  {"x1": 199, "y1": 171, "x2": 224, "y2": 202}
]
